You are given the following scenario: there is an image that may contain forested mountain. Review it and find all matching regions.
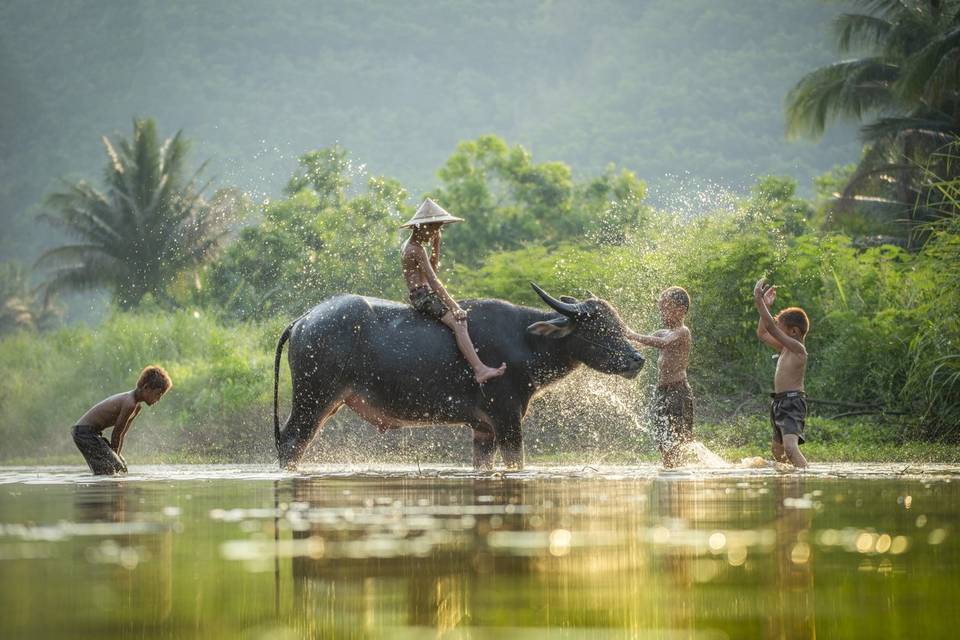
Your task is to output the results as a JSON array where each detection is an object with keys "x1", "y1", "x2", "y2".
[{"x1": 0, "y1": 0, "x2": 859, "y2": 260}]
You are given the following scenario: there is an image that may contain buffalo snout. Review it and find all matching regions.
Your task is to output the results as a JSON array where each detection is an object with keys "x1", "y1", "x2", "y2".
[{"x1": 619, "y1": 350, "x2": 645, "y2": 378}]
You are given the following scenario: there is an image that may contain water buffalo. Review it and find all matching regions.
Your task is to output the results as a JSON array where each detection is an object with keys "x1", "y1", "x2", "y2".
[{"x1": 274, "y1": 283, "x2": 644, "y2": 470}]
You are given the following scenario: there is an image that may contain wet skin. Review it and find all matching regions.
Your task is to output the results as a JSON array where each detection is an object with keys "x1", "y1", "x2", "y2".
[
  {"x1": 75, "y1": 386, "x2": 165, "y2": 456},
  {"x1": 626, "y1": 294, "x2": 691, "y2": 386},
  {"x1": 401, "y1": 222, "x2": 506, "y2": 384},
  {"x1": 754, "y1": 278, "x2": 808, "y2": 469}
]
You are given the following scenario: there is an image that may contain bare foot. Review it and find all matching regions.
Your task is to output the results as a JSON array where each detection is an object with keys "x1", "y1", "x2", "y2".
[{"x1": 475, "y1": 362, "x2": 507, "y2": 384}]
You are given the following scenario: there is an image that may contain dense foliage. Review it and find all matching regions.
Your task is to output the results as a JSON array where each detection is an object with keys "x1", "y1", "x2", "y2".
[
  {"x1": 1, "y1": 136, "x2": 957, "y2": 462},
  {"x1": 3, "y1": 1, "x2": 959, "y2": 462}
]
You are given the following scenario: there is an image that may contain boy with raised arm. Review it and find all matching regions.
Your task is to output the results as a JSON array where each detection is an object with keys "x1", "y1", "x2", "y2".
[
  {"x1": 754, "y1": 278, "x2": 809, "y2": 468},
  {"x1": 627, "y1": 286, "x2": 693, "y2": 468},
  {"x1": 71, "y1": 365, "x2": 172, "y2": 475},
  {"x1": 401, "y1": 198, "x2": 506, "y2": 384}
]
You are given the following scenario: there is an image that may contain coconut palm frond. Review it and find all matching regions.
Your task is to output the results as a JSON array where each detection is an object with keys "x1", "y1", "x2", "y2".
[
  {"x1": 861, "y1": 114, "x2": 960, "y2": 142},
  {"x1": 37, "y1": 118, "x2": 226, "y2": 307},
  {"x1": 897, "y1": 26, "x2": 960, "y2": 103},
  {"x1": 39, "y1": 251, "x2": 128, "y2": 294},
  {"x1": 786, "y1": 58, "x2": 898, "y2": 139},
  {"x1": 34, "y1": 243, "x2": 115, "y2": 270},
  {"x1": 835, "y1": 13, "x2": 893, "y2": 52}
]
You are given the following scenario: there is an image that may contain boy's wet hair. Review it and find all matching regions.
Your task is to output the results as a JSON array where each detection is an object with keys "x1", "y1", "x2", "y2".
[
  {"x1": 138, "y1": 365, "x2": 172, "y2": 392},
  {"x1": 661, "y1": 286, "x2": 690, "y2": 312},
  {"x1": 776, "y1": 307, "x2": 810, "y2": 338}
]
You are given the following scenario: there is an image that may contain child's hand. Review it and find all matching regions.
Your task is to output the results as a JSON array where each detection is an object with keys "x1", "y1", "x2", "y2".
[
  {"x1": 763, "y1": 284, "x2": 777, "y2": 306},
  {"x1": 753, "y1": 278, "x2": 776, "y2": 306}
]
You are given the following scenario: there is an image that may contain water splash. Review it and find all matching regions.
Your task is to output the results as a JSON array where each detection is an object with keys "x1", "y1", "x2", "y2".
[{"x1": 681, "y1": 441, "x2": 731, "y2": 468}]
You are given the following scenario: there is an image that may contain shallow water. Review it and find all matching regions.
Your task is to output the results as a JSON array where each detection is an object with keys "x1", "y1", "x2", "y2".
[{"x1": 1, "y1": 463, "x2": 958, "y2": 639}]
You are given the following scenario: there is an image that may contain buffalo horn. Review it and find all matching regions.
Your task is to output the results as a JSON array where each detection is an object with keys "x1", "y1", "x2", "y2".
[{"x1": 531, "y1": 282, "x2": 583, "y2": 318}]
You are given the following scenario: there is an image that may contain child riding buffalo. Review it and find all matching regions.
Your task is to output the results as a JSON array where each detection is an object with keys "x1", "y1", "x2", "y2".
[{"x1": 401, "y1": 198, "x2": 506, "y2": 384}]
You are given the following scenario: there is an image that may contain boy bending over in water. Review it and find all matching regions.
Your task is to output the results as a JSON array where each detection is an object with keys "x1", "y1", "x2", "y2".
[
  {"x1": 401, "y1": 198, "x2": 506, "y2": 383},
  {"x1": 71, "y1": 365, "x2": 172, "y2": 475},
  {"x1": 627, "y1": 286, "x2": 693, "y2": 467},
  {"x1": 754, "y1": 278, "x2": 809, "y2": 468}
]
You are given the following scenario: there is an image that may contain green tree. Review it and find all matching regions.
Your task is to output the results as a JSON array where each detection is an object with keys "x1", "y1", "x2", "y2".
[
  {"x1": 429, "y1": 135, "x2": 648, "y2": 266},
  {"x1": 36, "y1": 118, "x2": 227, "y2": 308},
  {"x1": 785, "y1": 0, "x2": 960, "y2": 234},
  {"x1": 740, "y1": 176, "x2": 813, "y2": 237},
  {"x1": 208, "y1": 149, "x2": 412, "y2": 319}
]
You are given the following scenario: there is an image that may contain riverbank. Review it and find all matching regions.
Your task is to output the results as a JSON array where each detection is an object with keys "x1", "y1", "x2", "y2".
[{"x1": 5, "y1": 417, "x2": 956, "y2": 467}]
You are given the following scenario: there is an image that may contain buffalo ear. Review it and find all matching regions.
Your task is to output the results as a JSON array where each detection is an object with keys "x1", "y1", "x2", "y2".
[
  {"x1": 527, "y1": 317, "x2": 574, "y2": 338},
  {"x1": 560, "y1": 295, "x2": 579, "y2": 304}
]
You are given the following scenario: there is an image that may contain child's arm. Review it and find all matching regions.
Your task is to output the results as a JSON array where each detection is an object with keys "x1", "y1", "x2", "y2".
[
  {"x1": 756, "y1": 318, "x2": 783, "y2": 350},
  {"x1": 627, "y1": 327, "x2": 684, "y2": 349},
  {"x1": 430, "y1": 234, "x2": 441, "y2": 272},
  {"x1": 753, "y1": 278, "x2": 806, "y2": 355},
  {"x1": 755, "y1": 283, "x2": 784, "y2": 350},
  {"x1": 412, "y1": 243, "x2": 465, "y2": 319},
  {"x1": 110, "y1": 403, "x2": 139, "y2": 454}
]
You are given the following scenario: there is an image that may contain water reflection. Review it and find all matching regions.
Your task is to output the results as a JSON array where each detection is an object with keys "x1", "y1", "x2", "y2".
[
  {"x1": 73, "y1": 483, "x2": 175, "y2": 625},
  {"x1": 769, "y1": 478, "x2": 815, "y2": 639},
  {"x1": 0, "y1": 467, "x2": 958, "y2": 639},
  {"x1": 259, "y1": 476, "x2": 802, "y2": 637}
]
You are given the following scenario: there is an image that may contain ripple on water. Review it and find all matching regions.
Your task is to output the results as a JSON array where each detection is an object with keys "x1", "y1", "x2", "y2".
[{"x1": 0, "y1": 462, "x2": 959, "y2": 485}]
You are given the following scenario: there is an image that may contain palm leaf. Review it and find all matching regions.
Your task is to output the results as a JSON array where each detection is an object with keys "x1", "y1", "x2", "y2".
[
  {"x1": 861, "y1": 114, "x2": 960, "y2": 142},
  {"x1": 34, "y1": 244, "x2": 112, "y2": 269},
  {"x1": 897, "y1": 25, "x2": 960, "y2": 103},
  {"x1": 38, "y1": 118, "x2": 225, "y2": 306},
  {"x1": 835, "y1": 13, "x2": 893, "y2": 52},
  {"x1": 786, "y1": 58, "x2": 898, "y2": 139}
]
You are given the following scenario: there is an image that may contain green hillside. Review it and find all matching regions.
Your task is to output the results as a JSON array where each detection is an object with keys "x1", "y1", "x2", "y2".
[{"x1": 0, "y1": 0, "x2": 859, "y2": 260}]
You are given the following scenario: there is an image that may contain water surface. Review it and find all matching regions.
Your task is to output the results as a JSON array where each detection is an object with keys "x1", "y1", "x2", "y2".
[{"x1": 1, "y1": 464, "x2": 957, "y2": 639}]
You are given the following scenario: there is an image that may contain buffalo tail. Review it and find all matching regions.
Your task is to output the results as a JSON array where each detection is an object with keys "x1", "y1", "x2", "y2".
[{"x1": 274, "y1": 323, "x2": 293, "y2": 456}]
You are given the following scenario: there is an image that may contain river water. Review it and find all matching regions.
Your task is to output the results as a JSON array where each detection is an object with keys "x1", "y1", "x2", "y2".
[{"x1": 1, "y1": 463, "x2": 957, "y2": 639}]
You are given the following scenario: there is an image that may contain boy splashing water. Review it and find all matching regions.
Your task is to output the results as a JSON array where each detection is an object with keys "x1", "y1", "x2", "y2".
[
  {"x1": 401, "y1": 198, "x2": 506, "y2": 384},
  {"x1": 754, "y1": 278, "x2": 810, "y2": 469},
  {"x1": 627, "y1": 286, "x2": 694, "y2": 467},
  {"x1": 71, "y1": 365, "x2": 172, "y2": 475}
]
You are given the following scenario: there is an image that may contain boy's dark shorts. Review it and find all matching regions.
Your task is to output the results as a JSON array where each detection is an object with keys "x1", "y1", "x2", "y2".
[
  {"x1": 770, "y1": 391, "x2": 807, "y2": 445},
  {"x1": 409, "y1": 287, "x2": 449, "y2": 321},
  {"x1": 653, "y1": 380, "x2": 694, "y2": 456},
  {"x1": 72, "y1": 425, "x2": 127, "y2": 475}
]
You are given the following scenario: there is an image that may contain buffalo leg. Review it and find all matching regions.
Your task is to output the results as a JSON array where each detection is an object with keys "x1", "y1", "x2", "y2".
[
  {"x1": 277, "y1": 392, "x2": 344, "y2": 469},
  {"x1": 497, "y1": 421, "x2": 525, "y2": 470},
  {"x1": 471, "y1": 425, "x2": 497, "y2": 471}
]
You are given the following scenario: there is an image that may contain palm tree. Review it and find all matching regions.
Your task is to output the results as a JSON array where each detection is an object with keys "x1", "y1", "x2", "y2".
[
  {"x1": 0, "y1": 261, "x2": 61, "y2": 334},
  {"x1": 36, "y1": 118, "x2": 227, "y2": 308},
  {"x1": 786, "y1": 0, "x2": 960, "y2": 234}
]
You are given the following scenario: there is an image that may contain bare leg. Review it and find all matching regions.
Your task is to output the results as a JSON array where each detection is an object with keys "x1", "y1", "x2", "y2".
[
  {"x1": 771, "y1": 440, "x2": 788, "y2": 463},
  {"x1": 440, "y1": 314, "x2": 506, "y2": 383},
  {"x1": 781, "y1": 434, "x2": 808, "y2": 468}
]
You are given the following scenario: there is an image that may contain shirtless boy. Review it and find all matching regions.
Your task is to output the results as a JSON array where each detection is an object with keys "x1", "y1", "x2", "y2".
[
  {"x1": 71, "y1": 365, "x2": 172, "y2": 475},
  {"x1": 754, "y1": 278, "x2": 809, "y2": 468},
  {"x1": 627, "y1": 286, "x2": 693, "y2": 467},
  {"x1": 401, "y1": 198, "x2": 506, "y2": 384}
]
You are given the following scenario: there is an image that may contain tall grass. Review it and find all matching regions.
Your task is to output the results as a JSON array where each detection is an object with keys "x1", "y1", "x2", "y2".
[{"x1": 0, "y1": 310, "x2": 286, "y2": 462}]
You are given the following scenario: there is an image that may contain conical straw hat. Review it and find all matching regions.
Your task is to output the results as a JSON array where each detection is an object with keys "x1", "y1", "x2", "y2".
[{"x1": 400, "y1": 198, "x2": 464, "y2": 228}]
